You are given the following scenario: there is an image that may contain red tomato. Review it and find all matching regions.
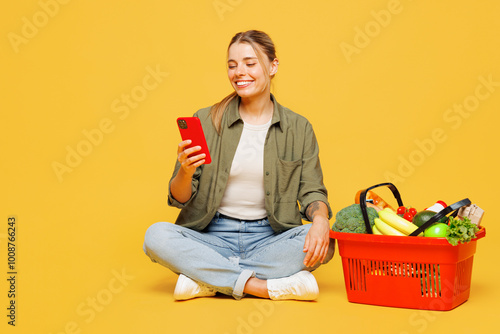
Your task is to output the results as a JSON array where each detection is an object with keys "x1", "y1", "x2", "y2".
[
  {"x1": 403, "y1": 212, "x2": 413, "y2": 222},
  {"x1": 409, "y1": 208, "x2": 417, "y2": 216},
  {"x1": 397, "y1": 206, "x2": 406, "y2": 215}
]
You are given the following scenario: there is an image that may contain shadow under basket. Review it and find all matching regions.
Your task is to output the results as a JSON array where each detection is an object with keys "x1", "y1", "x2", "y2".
[{"x1": 330, "y1": 228, "x2": 486, "y2": 311}]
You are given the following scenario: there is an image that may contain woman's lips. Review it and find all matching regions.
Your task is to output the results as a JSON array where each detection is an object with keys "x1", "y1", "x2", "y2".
[{"x1": 235, "y1": 81, "x2": 253, "y2": 88}]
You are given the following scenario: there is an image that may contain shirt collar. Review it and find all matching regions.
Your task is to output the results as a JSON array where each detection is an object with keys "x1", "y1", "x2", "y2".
[{"x1": 226, "y1": 93, "x2": 284, "y2": 132}]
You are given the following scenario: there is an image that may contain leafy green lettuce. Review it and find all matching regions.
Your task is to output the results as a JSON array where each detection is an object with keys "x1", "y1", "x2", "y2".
[{"x1": 446, "y1": 216, "x2": 480, "y2": 246}]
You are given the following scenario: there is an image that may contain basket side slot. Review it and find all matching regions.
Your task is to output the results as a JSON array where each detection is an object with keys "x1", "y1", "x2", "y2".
[
  {"x1": 419, "y1": 263, "x2": 442, "y2": 298},
  {"x1": 454, "y1": 256, "x2": 474, "y2": 297},
  {"x1": 346, "y1": 258, "x2": 367, "y2": 292}
]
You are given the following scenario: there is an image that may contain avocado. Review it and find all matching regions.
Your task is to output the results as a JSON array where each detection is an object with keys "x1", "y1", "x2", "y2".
[{"x1": 413, "y1": 210, "x2": 437, "y2": 228}]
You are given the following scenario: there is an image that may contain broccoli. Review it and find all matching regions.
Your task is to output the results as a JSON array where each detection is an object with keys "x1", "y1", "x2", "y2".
[{"x1": 331, "y1": 204, "x2": 378, "y2": 233}]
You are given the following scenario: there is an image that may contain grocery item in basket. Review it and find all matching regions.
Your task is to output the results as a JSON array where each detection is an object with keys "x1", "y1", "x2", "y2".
[
  {"x1": 413, "y1": 210, "x2": 436, "y2": 228},
  {"x1": 378, "y1": 209, "x2": 421, "y2": 236},
  {"x1": 446, "y1": 216, "x2": 480, "y2": 246},
  {"x1": 457, "y1": 204, "x2": 484, "y2": 227},
  {"x1": 425, "y1": 200, "x2": 447, "y2": 213},
  {"x1": 372, "y1": 225, "x2": 383, "y2": 235},
  {"x1": 423, "y1": 223, "x2": 448, "y2": 237},
  {"x1": 354, "y1": 190, "x2": 394, "y2": 211},
  {"x1": 331, "y1": 204, "x2": 378, "y2": 234},
  {"x1": 374, "y1": 217, "x2": 405, "y2": 236},
  {"x1": 396, "y1": 206, "x2": 417, "y2": 222},
  {"x1": 413, "y1": 210, "x2": 448, "y2": 228}
]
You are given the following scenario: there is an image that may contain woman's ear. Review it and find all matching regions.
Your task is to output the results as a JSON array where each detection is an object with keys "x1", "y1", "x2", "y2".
[{"x1": 270, "y1": 58, "x2": 279, "y2": 76}]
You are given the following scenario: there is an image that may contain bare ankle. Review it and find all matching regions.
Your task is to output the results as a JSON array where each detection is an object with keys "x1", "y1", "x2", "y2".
[{"x1": 243, "y1": 277, "x2": 270, "y2": 298}]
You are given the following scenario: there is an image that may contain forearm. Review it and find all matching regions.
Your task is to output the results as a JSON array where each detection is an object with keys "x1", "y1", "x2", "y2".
[
  {"x1": 303, "y1": 201, "x2": 331, "y2": 267},
  {"x1": 169, "y1": 168, "x2": 193, "y2": 204},
  {"x1": 305, "y1": 201, "x2": 329, "y2": 222}
]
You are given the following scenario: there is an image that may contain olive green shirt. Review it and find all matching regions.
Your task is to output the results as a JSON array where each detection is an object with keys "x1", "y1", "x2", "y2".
[{"x1": 168, "y1": 94, "x2": 332, "y2": 232}]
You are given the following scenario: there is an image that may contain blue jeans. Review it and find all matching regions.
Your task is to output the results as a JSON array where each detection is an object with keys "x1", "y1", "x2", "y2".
[{"x1": 143, "y1": 212, "x2": 335, "y2": 299}]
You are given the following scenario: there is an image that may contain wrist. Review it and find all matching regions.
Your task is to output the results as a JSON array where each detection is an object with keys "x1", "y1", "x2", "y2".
[
  {"x1": 312, "y1": 216, "x2": 329, "y2": 226},
  {"x1": 176, "y1": 167, "x2": 193, "y2": 181}
]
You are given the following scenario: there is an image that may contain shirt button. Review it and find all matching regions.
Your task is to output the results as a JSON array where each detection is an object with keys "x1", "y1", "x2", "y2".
[
  {"x1": 266, "y1": 191, "x2": 270, "y2": 196},
  {"x1": 265, "y1": 171, "x2": 269, "y2": 176}
]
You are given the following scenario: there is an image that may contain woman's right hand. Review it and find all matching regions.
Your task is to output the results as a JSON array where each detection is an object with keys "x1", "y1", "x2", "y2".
[
  {"x1": 170, "y1": 140, "x2": 206, "y2": 204},
  {"x1": 177, "y1": 140, "x2": 206, "y2": 178}
]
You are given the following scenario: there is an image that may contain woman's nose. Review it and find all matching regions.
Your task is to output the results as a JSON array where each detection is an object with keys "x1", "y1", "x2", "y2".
[{"x1": 236, "y1": 64, "x2": 246, "y2": 76}]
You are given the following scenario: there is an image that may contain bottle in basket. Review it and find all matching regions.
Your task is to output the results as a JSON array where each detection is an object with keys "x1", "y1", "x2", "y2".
[{"x1": 425, "y1": 201, "x2": 447, "y2": 213}]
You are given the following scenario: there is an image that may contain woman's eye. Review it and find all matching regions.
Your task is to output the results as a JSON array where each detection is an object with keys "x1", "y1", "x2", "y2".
[
  {"x1": 228, "y1": 65, "x2": 236, "y2": 69},
  {"x1": 247, "y1": 63, "x2": 256, "y2": 67}
]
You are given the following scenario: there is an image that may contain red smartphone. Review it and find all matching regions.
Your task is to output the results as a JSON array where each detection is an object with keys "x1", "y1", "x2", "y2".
[{"x1": 176, "y1": 117, "x2": 211, "y2": 164}]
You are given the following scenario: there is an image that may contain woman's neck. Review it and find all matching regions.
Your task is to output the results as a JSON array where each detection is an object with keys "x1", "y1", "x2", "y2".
[{"x1": 238, "y1": 94, "x2": 274, "y2": 125}]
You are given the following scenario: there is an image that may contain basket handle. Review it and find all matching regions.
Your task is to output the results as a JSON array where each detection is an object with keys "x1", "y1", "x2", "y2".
[
  {"x1": 359, "y1": 182, "x2": 404, "y2": 234},
  {"x1": 408, "y1": 198, "x2": 471, "y2": 236}
]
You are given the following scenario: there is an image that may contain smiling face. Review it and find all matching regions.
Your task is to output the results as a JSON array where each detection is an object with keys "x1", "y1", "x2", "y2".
[{"x1": 227, "y1": 42, "x2": 278, "y2": 100}]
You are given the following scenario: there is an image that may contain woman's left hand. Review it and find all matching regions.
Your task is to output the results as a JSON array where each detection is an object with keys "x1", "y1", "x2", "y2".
[{"x1": 303, "y1": 216, "x2": 330, "y2": 267}]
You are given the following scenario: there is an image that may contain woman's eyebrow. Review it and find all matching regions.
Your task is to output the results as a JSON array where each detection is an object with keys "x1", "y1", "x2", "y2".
[{"x1": 227, "y1": 56, "x2": 258, "y2": 63}]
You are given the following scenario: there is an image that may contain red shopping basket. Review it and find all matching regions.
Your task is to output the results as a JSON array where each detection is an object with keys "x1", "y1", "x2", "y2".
[{"x1": 330, "y1": 183, "x2": 486, "y2": 311}]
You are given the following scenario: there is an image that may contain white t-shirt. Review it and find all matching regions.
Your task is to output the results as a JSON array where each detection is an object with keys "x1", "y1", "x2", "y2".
[{"x1": 217, "y1": 119, "x2": 271, "y2": 220}]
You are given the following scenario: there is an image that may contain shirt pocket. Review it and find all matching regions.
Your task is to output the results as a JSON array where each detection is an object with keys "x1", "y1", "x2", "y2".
[
  {"x1": 276, "y1": 158, "x2": 302, "y2": 202},
  {"x1": 273, "y1": 201, "x2": 302, "y2": 227}
]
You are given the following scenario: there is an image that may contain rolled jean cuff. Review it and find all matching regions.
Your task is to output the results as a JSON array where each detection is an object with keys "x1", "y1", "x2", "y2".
[{"x1": 232, "y1": 269, "x2": 255, "y2": 300}]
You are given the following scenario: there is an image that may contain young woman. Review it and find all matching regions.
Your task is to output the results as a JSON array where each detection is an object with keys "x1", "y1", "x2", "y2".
[{"x1": 143, "y1": 30, "x2": 334, "y2": 301}]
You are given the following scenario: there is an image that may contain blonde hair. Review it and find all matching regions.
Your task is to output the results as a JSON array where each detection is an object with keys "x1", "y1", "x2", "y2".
[{"x1": 210, "y1": 30, "x2": 278, "y2": 134}]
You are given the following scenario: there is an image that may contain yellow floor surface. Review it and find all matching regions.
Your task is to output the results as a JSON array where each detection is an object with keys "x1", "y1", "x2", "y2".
[{"x1": 4, "y1": 229, "x2": 496, "y2": 334}]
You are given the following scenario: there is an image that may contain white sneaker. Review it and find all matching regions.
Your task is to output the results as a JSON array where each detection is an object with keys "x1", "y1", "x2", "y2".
[
  {"x1": 173, "y1": 274, "x2": 216, "y2": 300},
  {"x1": 267, "y1": 271, "x2": 319, "y2": 301}
]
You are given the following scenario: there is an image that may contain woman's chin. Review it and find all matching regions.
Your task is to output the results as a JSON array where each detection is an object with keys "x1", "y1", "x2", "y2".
[{"x1": 234, "y1": 89, "x2": 266, "y2": 100}]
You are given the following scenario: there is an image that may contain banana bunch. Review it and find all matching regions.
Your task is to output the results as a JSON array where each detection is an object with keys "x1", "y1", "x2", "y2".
[{"x1": 373, "y1": 208, "x2": 422, "y2": 236}]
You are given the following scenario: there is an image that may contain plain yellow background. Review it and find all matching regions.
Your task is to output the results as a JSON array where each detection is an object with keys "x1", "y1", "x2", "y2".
[{"x1": 1, "y1": 0, "x2": 499, "y2": 333}]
